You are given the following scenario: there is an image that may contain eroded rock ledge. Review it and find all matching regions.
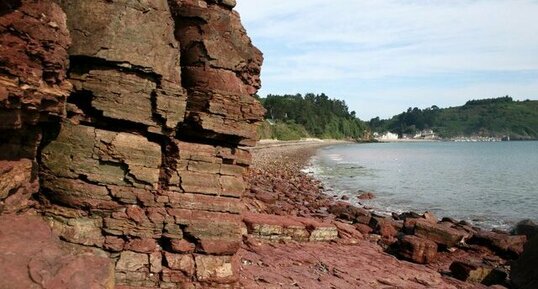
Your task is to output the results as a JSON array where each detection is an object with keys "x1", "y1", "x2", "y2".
[{"x1": 1, "y1": 0, "x2": 264, "y2": 288}]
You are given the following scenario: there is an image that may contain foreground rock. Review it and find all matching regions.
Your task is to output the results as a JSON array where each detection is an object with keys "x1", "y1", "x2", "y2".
[
  {"x1": 240, "y1": 237, "x2": 465, "y2": 289},
  {"x1": 450, "y1": 261, "x2": 507, "y2": 285},
  {"x1": 0, "y1": 214, "x2": 114, "y2": 289},
  {"x1": 511, "y1": 236, "x2": 538, "y2": 289}
]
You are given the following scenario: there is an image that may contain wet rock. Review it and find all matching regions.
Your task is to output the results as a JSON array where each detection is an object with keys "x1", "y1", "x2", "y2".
[
  {"x1": 442, "y1": 217, "x2": 458, "y2": 224},
  {"x1": 511, "y1": 235, "x2": 538, "y2": 289},
  {"x1": 512, "y1": 219, "x2": 538, "y2": 239},
  {"x1": 399, "y1": 235, "x2": 438, "y2": 264},
  {"x1": 357, "y1": 191, "x2": 375, "y2": 200},
  {"x1": 423, "y1": 211, "x2": 438, "y2": 223},
  {"x1": 328, "y1": 202, "x2": 371, "y2": 224},
  {"x1": 470, "y1": 230, "x2": 527, "y2": 258},
  {"x1": 398, "y1": 211, "x2": 422, "y2": 220},
  {"x1": 450, "y1": 261, "x2": 507, "y2": 285},
  {"x1": 414, "y1": 219, "x2": 467, "y2": 247}
]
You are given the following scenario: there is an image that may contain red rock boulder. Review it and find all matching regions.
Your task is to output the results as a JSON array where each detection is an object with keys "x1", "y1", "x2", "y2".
[{"x1": 399, "y1": 235, "x2": 438, "y2": 264}]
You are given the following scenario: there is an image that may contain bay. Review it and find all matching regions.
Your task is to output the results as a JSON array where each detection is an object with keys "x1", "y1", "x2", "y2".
[{"x1": 310, "y1": 141, "x2": 538, "y2": 229}]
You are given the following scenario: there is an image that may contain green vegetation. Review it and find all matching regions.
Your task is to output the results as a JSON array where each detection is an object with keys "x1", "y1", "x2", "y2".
[
  {"x1": 257, "y1": 121, "x2": 309, "y2": 141},
  {"x1": 257, "y1": 93, "x2": 368, "y2": 140},
  {"x1": 369, "y1": 96, "x2": 538, "y2": 139}
]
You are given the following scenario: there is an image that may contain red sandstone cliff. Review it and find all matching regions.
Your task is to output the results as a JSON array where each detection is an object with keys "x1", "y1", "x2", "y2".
[{"x1": 1, "y1": 0, "x2": 264, "y2": 288}]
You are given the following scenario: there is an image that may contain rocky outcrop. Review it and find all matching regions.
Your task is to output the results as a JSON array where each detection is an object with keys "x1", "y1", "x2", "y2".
[
  {"x1": 1, "y1": 0, "x2": 264, "y2": 288},
  {"x1": 170, "y1": 0, "x2": 265, "y2": 146}
]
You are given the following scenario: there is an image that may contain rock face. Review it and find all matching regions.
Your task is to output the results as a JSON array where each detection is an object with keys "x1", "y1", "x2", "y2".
[
  {"x1": 171, "y1": 0, "x2": 265, "y2": 146},
  {"x1": 0, "y1": 0, "x2": 264, "y2": 288}
]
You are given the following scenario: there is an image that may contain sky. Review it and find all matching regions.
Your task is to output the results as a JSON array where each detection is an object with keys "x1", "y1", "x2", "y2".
[{"x1": 234, "y1": 0, "x2": 538, "y2": 120}]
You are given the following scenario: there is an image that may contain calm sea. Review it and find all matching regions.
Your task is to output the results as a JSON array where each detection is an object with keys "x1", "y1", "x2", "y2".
[{"x1": 309, "y1": 141, "x2": 538, "y2": 230}]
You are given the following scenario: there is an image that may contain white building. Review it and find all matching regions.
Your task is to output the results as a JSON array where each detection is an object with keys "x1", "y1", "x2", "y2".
[{"x1": 377, "y1": 132, "x2": 399, "y2": 141}]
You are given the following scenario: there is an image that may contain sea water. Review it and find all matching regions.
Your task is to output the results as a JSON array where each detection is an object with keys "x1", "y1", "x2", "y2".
[{"x1": 309, "y1": 141, "x2": 538, "y2": 230}]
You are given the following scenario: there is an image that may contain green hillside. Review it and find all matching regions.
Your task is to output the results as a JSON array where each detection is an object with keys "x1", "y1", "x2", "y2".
[
  {"x1": 257, "y1": 93, "x2": 368, "y2": 140},
  {"x1": 369, "y1": 96, "x2": 538, "y2": 139}
]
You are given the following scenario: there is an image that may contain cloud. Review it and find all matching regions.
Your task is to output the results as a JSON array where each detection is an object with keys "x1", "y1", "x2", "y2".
[{"x1": 235, "y1": 0, "x2": 538, "y2": 119}]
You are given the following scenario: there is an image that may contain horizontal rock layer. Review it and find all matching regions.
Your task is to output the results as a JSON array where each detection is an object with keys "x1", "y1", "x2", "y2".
[{"x1": 0, "y1": 0, "x2": 264, "y2": 288}]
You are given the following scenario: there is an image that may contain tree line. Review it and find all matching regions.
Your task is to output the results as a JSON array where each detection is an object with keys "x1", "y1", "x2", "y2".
[
  {"x1": 257, "y1": 93, "x2": 368, "y2": 140},
  {"x1": 368, "y1": 96, "x2": 538, "y2": 139}
]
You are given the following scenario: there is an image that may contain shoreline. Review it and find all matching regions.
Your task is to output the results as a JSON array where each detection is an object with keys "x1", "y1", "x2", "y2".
[{"x1": 240, "y1": 141, "x2": 536, "y2": 289}]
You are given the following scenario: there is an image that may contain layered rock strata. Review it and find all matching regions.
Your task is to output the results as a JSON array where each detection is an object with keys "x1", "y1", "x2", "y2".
[
  {"x1": 1, "y1": 0, "x2": 264, "y2": 288},
  {"x1": 0, "y1": 0, "x2": 71, "y2": 213}
]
